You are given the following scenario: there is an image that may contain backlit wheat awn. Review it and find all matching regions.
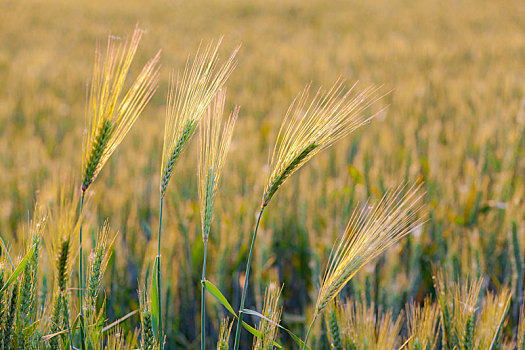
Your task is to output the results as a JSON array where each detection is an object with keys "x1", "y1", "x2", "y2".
[
  {"x1": 405, "y1": 298, "x2": 440, "y2": 349},
  {"x1": 80, "y1": 26, "x2": 160, "y2": 348},
  {"x1": 156, "y1": 40, "x2": 238, "y2": 347},
  {"x1": 198, "y1": 89, "x2": 238, "y2": 349},
  {"x1": 302, "y1": 182, "x2": 426, "y2": 348},
  {"x1": 234, "y1": 79, "x2": 385, "y2": 348}
]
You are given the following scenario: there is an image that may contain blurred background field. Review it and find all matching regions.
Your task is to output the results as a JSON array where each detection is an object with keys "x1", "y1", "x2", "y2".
[{"x1": 1, "y1": 0, "x2": 525, "y2": 348}]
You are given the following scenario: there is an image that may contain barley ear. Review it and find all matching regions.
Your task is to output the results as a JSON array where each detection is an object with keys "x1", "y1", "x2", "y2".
[
  {"x1": 82, "y1": 25, "x2": 160, "y2": 192},
  {"x1": 217, "y1": 318, "x2": 234, "y2": 350},
  {"x1": 160, "y1": 40, "x2": 239, "y2": 197},
  {"x1": 314, "y1": 182, "x2": 425, "y2": 317},
  {"x1": 327, "y1": 302, "x2": 343, "y2": 350},
  {"x1": 262, "y1": 80, "x2": 386, "y2": 208},
  {"x1": 86, "y1": 221, "x2": 114, "y2": 311},
  {"x1": 139, "y1": 287, "x2": 156, "y2": 350}
]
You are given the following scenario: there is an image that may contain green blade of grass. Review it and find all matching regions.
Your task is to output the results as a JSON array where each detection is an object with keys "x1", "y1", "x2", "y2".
[
  {"x1": 243, "y1": 308, "x2": 311, "y2": 349},
  {"x1": 151, "y1": 257, "x2": 160, "y2": 341},
  {"x1": 1, "y1": 243, "x2": 36, "y2": 293},
  {"x1": 203, "y1": 280, "x2": 283, "y2": 348}
]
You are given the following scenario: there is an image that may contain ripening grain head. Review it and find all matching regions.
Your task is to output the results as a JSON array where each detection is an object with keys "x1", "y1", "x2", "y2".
[
  {"x1": 406, "y1": 298, "x2": 440, "y2": 349},
  {"x1": 46, "y1": 182, "x2": 82, "y2": 292},
  {"x1": 160, "y1": 39, "x2": 239, "y2": 197},
  {"x1": 198, "y1": 89, "x2": 239, "y2": 240},
  {"x1": 314, "y1": 182, "x2": 425, "y2": 315},
  {"x1": 86, "y1": 220, "x2": 114, "y2": 311},
  {"x1": 262, "y1": 79, "x2": 385, "y2": 208},
  {"x1": 82, "y1": 25, "x2": 161, "y2": 192},
  {"x1": 217, "y1": 318, "x2": 234, "y2": 350},
  {"x1": 253, "y1": 284, "x2": 283, "y2": 350}
]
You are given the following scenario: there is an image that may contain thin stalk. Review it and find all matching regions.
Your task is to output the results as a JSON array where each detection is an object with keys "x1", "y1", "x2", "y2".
[
  {"x1": 303, "y1": 314, "x2": 318, "y2": 350},
  {"x1": 79, "y1": 191, "x2": 86, "y2": 350},
  {"x1": 233, "y1": 209, "x2": 264, "y2": 350},
  {"x1": 201, "y1": 238, "x2": 208, "y2": 350},
  {"x1": 157, "y1": 196, "x2": 164, "y2": 348}
]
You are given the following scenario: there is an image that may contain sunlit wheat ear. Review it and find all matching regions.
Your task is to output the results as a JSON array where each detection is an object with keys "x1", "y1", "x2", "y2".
[
  {"x1": 82, "y1": 25, "x2": 161, "y2": 192},
  {"x1": 217, "y1": 318, "x2": 234, "y2": 350},
  {"x1": 314, "y1": 182, "x2": 425, "y2": 316},
  {"x1": 46, "y1": 183, "x2": 83, "y2": 288},
  {"x1": 86, "y1": 220, "x2": 114, "y2": 311},
  {"x1": 405, "y1": 297, "x2": 440, "y2": 349},
  {"x1": 434, "y1": 271, "x2": 483, "y2": 350},
  {"x1": 198, "y1": 90, "x2": 239, "y2": 239},
  {"x1": 139, "y1": 286, "x2": 156, "y2": 350},
  {"x1": 477, "y1": 288, "x2": 511, "y2": 349},
  {"x1": 253, "y1": 284, "x2": 283, "y2": 350},
  {"x1": 342, "y1": 300, "x2": 402, "y2": 349},
  {"x1": 160, "y1": 39, "x2": 239, "y2": 197},
  {"x1": 262, "y1": 80, "x2": 386, "y2": 207}
]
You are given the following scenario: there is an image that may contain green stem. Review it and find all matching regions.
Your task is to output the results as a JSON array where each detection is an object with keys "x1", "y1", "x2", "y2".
[
  {"x1": 79, "y1": 191, "x2": 86, "y2": 350},
  {"x1": 233, "y1": 208, "x2": 265, "y2": 350},
  {"x1": 201, "y1": 238, "x2": 208, "y2": 350},
  {"x1": 157, "y1": 196, "x2": 164, "y2": 348},
  {"x1": 303, "y1": 313, "x2": 318, "y2": 350}
]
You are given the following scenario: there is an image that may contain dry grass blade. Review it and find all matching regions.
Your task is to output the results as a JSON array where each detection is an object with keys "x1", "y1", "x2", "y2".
[
  {"x1": 262, "y1": 80, "x2": 385, "y2": 207},
  {"x1": 160, "y1": 39, "x2": 239, "y2": 197},
  {"x1": 82, "y1": 25, "x2": 161, "y2": 192},
  {"x1": 314, "y1": 182, "x2": 426, "y2": 315},
  {"x1": 198, "y1": 89, "x2": 239, "y2": 239}
]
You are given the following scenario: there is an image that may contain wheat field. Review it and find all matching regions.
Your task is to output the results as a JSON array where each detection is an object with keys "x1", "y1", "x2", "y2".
[{"x1": 0, "y1": 0, "x2": 525, "y2": 348}]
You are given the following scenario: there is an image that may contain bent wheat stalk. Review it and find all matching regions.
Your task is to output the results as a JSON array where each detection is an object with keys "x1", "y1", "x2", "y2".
[
  {"x1": 303, "y1": 183, "x2": 426, "y2": 348},
  {"x1": 234, "y1": 80, "x2": 385, "y2": 349}
]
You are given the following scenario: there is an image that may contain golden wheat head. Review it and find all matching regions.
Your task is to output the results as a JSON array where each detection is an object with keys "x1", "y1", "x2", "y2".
[
  {"x1": 314, "y1": 182, "x2": 426, "y2": 316},
  {"x1": 406, "y1": 297, "x2": 440, "y2": 349},
  {"x1": 262, "y1": 79, "x2": 385, "y2": 208},
  {"x1": 46, "y1": 181, "x2": 83, "y2": 291},
  {"x1": 82, "y1": 25, "x2": 161, "y2": 192},
  {"x1": 160, "y1": 39, "x2": 239, "y2": 197},
  {"x1": 253, "y1": 283, "x2": 283, "y2": 350},
  {"x1": 477, "y1": 288, "x2": 511, "y2": 349},
  {"x1": 217, "y1": 318, "x2": 234, "y2": 350},
  {"x1": 198, "y1": 89, "x2": 239, "y2": 239}
]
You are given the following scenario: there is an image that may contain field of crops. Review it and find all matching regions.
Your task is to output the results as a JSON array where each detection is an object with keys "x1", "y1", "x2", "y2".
[{"x1": 1, "y1": 0, "x2": 525, "y2": 348}]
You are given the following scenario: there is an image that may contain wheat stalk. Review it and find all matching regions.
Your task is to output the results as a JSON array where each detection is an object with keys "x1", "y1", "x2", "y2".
[
  {"x1": 234, "y1": 79, "x2": 385, "y2": 349},
  {"x1": 198, "y1": 89, "x2": 238, "y2": 349},
  {"x1": 156, "y1": 39, "x2": 238, "y2": 348},
  {"x1": 79, "y1": 26, "x2": 159, "y2": 348},
  {"x1": 302, "y1": 182, "x2": 425, "y2": 348}
]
